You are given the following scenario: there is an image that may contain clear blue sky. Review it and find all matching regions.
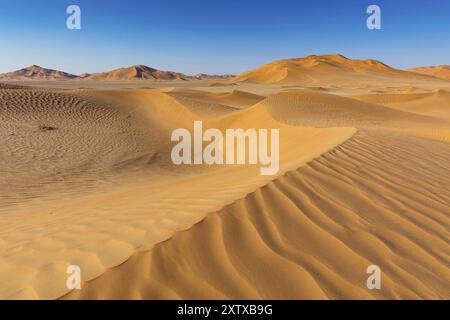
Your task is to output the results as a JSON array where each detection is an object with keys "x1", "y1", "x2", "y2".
[{"x1": 0, "y1": 0, "x2": 448, "y2": 75}]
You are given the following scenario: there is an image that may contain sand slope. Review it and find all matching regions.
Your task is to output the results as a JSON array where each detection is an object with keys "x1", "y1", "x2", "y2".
[
  {"x1": 353, "y1": 90, "x2": 450, "y2": 119},
  {"x1": 65, "y1": 130, "x2": 450, "y2": 299},
  {"x1": 255, "y1": 90, "x2": 446, "y2": 128},
  {"x1": 192, "y1": 73, "x2": 235, "y2": 80},
  {"x1": 166, "y1": 89, "x2": 265, "y2": 117},
  {"x1": 84, "y1": 65, "x2": 188, "y2": 81},
  {"x1": 0, "y1": 86, "x2": 354, "y2": 299},
  {"x1": 1, "y1": 73, "x2": 449, "y2": 300},
  {"x1": 409, "y1": 66, "x2": 450, "y2": 80},
  {"x1": 234, "y1": 55, "x2": 441, "y2": 86},
  {"x1": 62, "y1": 86, "x2": 450, "y2": 300}
]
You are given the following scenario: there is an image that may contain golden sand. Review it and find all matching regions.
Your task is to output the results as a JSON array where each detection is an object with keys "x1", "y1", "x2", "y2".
[{"x1": 1, "y1": 55, "x2": 449, "y2": 299}]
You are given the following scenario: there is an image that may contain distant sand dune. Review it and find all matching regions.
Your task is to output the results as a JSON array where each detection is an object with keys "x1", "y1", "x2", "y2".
[
  {"x1": 83, "y1": 65, "x2": 188, "y2": 81},
  {"x1": 0, "y1": 66, "x2": 78, "y2": 81},
  {"x1": 166, "y1": 89, "x2": 265, "y2": 117},
  {"x1": 253, "y1": 90, "x2": 446, "y2": 129},
  {"x1": 234, "y1": 55, "x2": 443, "y2": 86},
  {"x1": 408, "y1": 66, "x2": 450, "y2": 80},
  {"x1": 353, "y1": 90, "x2": 450, "y2": 119}
]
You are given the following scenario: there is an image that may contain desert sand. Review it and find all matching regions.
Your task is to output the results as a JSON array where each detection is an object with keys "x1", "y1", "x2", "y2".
[
  {"x1": 408, "y1": 66, "x2": 450, "y2": 80},
  {"x1": 0, "y1": 55, "x2": 449, "y2": 299}
]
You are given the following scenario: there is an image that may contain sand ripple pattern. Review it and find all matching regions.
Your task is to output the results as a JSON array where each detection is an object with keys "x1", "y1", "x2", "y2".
[
  {"x1": 66, "y1": 130, "x2": 450, "y2": 299},
  {"x1": 0, "y1": 89, "x2": 155, "y2": 208}
]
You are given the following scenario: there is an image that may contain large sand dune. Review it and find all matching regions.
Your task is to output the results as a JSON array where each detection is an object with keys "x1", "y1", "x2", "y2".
[
  {"x1": 353, "y1": 90, "x2": 450, "y2": 119},
  {"x1": 1, "y1": 56, "x2": 449, "y2": 300},
  {"x1": 409, "y1": 66, "x2": 450, "y2": 80},
  {"x1": 0, "y1": 86, "x2": 354, "y2": 299},
  {"x1": 233, "y1": 55, "x2": 443, "y2": 87},
  {"x1": 83, "y1": 65, "x2": 189, "y2": 81},
  {"x1": 62, "y1": 84, "x2": 450, "y2": 300},
  {"x1": 65, "y1": 130, "x2": 450, "y2": 300}
]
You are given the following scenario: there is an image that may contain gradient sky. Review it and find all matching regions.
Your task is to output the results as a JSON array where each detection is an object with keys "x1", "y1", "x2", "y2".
[{"x1": 0, "y1": 0, "x2": 449, "y2": 75}]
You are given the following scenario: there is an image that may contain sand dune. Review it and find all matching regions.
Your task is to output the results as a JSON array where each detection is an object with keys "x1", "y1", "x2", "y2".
[
  {"x1": 1, "y1": 57, "x2": 449, "y2": 300},
  {"x1": 83, "y1": 65, "x2": 189, "y2": 81},
  {"x1": 209, "y1": 82, "x2": 238, "y2": 87},
  {"x1": 65, "y1": 130, "x2": 450, "y2": 300},
  {"x1": 192, "y1": 73, "x2": 235, "y2": 80},
  {"x1": 409, "y1": 66, "x2": 450, "y2": 80},
  {"x1": 256, "y1": 89, "x2": 450, "y2": 145},
  {"x1": 254, "y1": 89, "x2": 447, "y2": 129},
  {"x1": 65, "y1": 85, "x2": 450, "y2": 300},
  {"x1": 166, "y1": 89, "x2": 266, "y2": 117},
  {"x1": 233, "y1": 54, "x2": 442, "y2": 86},
  {"x1": 353, "y1": 90, "x2": 450, "y2": 119},
  {"x1": 0, "y1": 86, "x2": 353, "y2": 299}
]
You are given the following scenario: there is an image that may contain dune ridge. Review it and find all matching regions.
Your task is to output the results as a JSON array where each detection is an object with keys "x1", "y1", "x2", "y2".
[
  {"x1": 166, "y1": 89, "x2": 266, "y2": 117},
  {"x1": 64, "y1": 129, "x2": 450, "y2": 300},
  {"x1": 0, "y1": 86, "x2": 354, "y2": 299},
  {"x1": 61, "y1": 84, "x2": 449, "y2": 300},
  {"x1": 83, "y1": 65, "x2": 189, "y2": 81},
  {"x1": 1, "y1": 57, "x2": 449, "y2": 300},
  {"x1": 353, "y1": 90, "x2": 450, "y2": 119},
  {"x1": 409, "y1": 66, "x2": 450, "y2": 80},
  {"x1": 233, "y1": 54, "x2": 443, "y2": 85}
]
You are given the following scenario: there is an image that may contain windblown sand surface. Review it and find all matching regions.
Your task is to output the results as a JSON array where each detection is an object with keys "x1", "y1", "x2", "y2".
[
  {"x1": 65, "y1": 130, "x2": 450, "y2": 299},
  {"x1": 234, "y1": 54, "x2": 445, "y2": 87},
  {"x1": 408, "y1": 66, "x2": 450, "y2": 80},
  {"x1": 1, "y1": 61, "x2": 449, "y2": 299}
]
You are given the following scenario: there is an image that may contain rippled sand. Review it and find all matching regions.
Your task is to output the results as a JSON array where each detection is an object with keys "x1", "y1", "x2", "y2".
[{"x1": 1, "y1": 76, "x2": 449, "y2": 299}]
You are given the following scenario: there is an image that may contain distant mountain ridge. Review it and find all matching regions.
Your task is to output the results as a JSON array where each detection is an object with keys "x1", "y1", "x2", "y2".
[
  {"x1": 0, "y1": 57, "x2": 448, "y2": 82},
  {"x1": 0, "y1": 65, "x2": 191, "y2": 81},
  {"x1": 0, "y1": 65, "x2": 234, "y2": 81},
  {"x1": 0, "y1": 65, "x2": 78, "y2": 80},
  {"x1": 0, "y1": 65, "x2": 230, "y2": 81}
]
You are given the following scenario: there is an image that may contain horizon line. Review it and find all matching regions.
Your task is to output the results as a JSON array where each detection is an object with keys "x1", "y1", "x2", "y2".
[{"x1": 1, "y1": 53, "x2": 449, "y2": 77}]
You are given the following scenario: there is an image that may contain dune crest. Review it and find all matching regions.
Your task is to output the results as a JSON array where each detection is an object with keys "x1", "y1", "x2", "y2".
[
  {"x1": 61, "y1": 83, "x2": 450, "y2": 300},
  {"x1": 409, "y1": 66, "x2": 450, "y2": 80},
  {"x1": 64, "y1": 129, "x2": 450, "y2": 300},
  {"x1": 0, "y1": 86, "x2": 354, "y2": 299},
  {"x1": 1, "y1": 54, "x2": 449, "y2": 301},
  {"x1": 83, "y1": 65, "x2": 189, "y2": 81},
  {"x1": 353, "y1": 90, "x2": 450, "y2": 119},
  {"x1": 233, "y1": 54, "x2": 444, "y2": 85}
]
